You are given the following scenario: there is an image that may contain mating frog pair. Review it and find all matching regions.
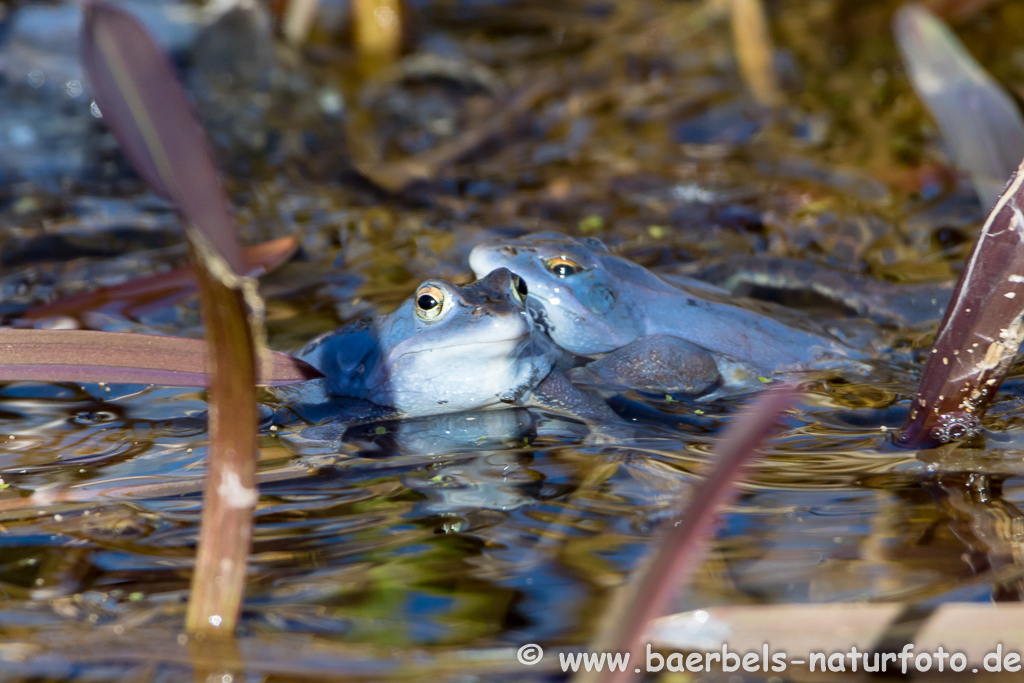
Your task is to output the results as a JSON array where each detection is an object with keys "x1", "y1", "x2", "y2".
[
  {"x1": 295, "y1": 266, "x2": 621, "y2": 431},
  {"x1": 294, "y1": 233, "x2": 866, "y2": 433}
]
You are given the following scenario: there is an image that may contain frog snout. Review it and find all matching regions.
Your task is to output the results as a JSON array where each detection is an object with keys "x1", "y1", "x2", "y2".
[{"x1": 468, "y1": 244, "x2": 502, "y2": 279}]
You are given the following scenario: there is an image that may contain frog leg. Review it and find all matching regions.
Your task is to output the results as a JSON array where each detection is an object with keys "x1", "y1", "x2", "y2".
[
  {"x1": 524, "y1": 369, "x2": 632, "y2": 440},
  {"x1": 567, "y1": 334, "x2": 721, "y2": 395},
  {"x1": 675, "y1": 256, "x2": 952, "y2": 328}
]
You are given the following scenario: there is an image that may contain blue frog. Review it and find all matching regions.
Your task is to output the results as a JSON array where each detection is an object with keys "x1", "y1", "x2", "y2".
[
  {"x1": 291, "y1": 267, "x2": 623, "y2": 431},
  {"x1": 470, "y1": 233, "x2": 863, "y2": 394}
]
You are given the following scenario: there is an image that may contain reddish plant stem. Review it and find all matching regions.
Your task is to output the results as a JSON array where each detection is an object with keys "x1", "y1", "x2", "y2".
[
  {"x1": 80, "y1": 2, "x2": 268, "y2": 635},
  {"x1": 23, "y1": 237, "x2": 298, "y2": 322},
  {"x1": 184, "y1": 264, "x2": 259, "y2": 633},
  {"x1": 575, "y1": 384, "x2": 801, "y2": 683}
]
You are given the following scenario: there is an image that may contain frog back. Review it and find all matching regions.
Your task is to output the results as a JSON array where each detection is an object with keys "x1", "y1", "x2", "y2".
[{"x1": 597, "y1": 253, "x2": 852, "y2": 370}]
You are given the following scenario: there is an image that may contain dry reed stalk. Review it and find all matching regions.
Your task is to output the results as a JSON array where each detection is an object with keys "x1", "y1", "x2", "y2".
[
  {"x1": 730, "y1": 0, "x2": 782, "y2": 107},
  {"x1": 352, "y1": 0, "x2": 402, "y2": 65}
]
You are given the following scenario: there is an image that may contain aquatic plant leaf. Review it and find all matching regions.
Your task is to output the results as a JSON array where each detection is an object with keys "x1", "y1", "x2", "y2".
[
  {"x1": 80, "y1": 1, "x2": 243, "y2": 273},
  {"x1": 895, "y1": 4, "x2": 1024, "y2": 209},
  {"x1": 184, "y1": 268, "x2": 260, "y2": 633},
  {"x1": 23, "y1": 237, "x2": 299, "y2": 321},
  {"x1": 575, "y1": 384, "x2": 801, "y2": 683},
  {"x1": 730, "y1": 0, "x2": 782, "y2": 107},
  {"x1": 0, "y1": 329, "x2": 320, "y2": 386},
  {"x1": 897, "y1": 159, "x2": 1024, "y2": 448},
  {"x1": 82, "y1": 1, "x2": 262, "y2": 635}
]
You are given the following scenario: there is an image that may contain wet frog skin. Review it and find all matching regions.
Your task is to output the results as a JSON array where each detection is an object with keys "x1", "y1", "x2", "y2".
[
  {"x1": 295, "y1": 267, "x2": 620, "y2": 426},
  {"x1": 469, "y1": 233, "x2": 861, "y2": 393}
]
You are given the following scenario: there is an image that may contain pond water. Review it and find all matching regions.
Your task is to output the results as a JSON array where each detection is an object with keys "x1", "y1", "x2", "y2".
[{"x1": 1, "y1": 0, "x2": 1024, "y2": 680}]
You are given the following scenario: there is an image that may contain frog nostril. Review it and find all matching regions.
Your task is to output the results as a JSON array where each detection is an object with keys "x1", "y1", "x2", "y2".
[{"x1": 501, "y1": 246, "x2": 518, "y2": 256}]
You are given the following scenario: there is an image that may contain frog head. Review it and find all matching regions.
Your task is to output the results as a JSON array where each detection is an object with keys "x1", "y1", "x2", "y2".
[
  {"x1": 469, "y1": 232, "x2": 643, "y2": 355},
  {"x1": 333, "y1": 267, "x2": 555, "y2": 417}
]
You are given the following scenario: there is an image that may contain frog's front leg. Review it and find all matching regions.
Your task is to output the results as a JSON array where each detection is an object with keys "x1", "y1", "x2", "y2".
[
  {"x1": 525, "y1": 370, "x2": 633, "y2": 442},
  {"x1": 567, "y1": 335, "x2": 721, "y2": 395}
]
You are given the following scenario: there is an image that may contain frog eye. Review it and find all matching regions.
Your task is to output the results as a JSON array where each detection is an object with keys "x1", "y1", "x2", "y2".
[
  {"x1": 414, "y1": 285, "x2": 446, "y2": 321},
  {"x1": 511, "y1": 274, "x2": 528, "y2": 303},
  {"x1": 545, "y1": 256, "x2": 581, "y2": 279}
]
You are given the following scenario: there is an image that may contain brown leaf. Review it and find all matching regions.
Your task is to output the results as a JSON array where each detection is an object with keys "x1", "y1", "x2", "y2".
[
  {"x1": 23, "y1": 237, "x2": 300, "y2": 322},
  {"x1": 0, "y1": 329, "x2": 320, "y2": 386}
]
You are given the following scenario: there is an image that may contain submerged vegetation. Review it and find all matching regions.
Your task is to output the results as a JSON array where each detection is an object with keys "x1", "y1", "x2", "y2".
[{"x1": 4, "y1": 0, "x2": 1024, "y2": 680}]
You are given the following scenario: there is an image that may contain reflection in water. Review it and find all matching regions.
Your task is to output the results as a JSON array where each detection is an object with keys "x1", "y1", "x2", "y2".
[
  {"x1": 923, "y1": 474, "x2": 1024, "y2": 602},
  {"x1": 698, "y1": 470, "x2": 1024, "y2": 613}
]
